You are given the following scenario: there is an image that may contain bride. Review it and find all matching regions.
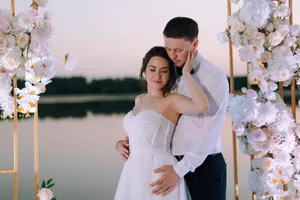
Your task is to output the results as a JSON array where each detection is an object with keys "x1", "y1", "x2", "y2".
[{"x1": 114, "y1": 46, "x2": 209, "y2": 200}]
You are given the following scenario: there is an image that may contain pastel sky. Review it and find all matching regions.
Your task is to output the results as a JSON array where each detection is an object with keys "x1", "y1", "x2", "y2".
[{"x1": 1, "y1": 0, "x2": 300, "y2": 79}]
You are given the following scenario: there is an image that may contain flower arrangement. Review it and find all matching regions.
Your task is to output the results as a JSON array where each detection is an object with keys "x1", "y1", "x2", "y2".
[
  {"x1": 0, "y1": 0, "x2": 76, "y2": 119},
  {"x1": 219, "y1": 0, "x2": 300, "y2": 199}
]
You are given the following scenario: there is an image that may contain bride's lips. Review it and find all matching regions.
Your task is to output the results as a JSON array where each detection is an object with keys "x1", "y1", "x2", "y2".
[{"x1": 153, "y1": 80, "x2": 162, "y2": 84}]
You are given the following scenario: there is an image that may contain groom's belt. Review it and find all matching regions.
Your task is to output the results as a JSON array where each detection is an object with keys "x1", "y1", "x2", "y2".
[{"x1": 175, "y1": 153, "x2": 220, "y2": 161}]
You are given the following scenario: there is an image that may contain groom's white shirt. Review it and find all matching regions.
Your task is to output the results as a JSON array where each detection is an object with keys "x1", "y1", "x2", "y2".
[{"x1": 172, "y1": 53, "x2": 229, "y2": 178}]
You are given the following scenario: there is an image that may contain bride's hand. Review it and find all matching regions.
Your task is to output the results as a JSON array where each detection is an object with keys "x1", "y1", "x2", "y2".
[{"x1": 182, "y1": 50, "x2": 195, "y2": 75}]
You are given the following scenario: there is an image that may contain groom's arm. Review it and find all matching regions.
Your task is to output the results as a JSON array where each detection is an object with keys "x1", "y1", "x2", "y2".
[
  {"x1": 115, "y1": 136, "x2": 129, "y2": 161},
  {"x1": 151, "y1": 71, "x2": 229, "y2": 195}
]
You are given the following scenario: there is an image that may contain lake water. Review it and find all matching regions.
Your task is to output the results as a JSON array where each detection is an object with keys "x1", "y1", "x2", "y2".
[{"x1": 1, "y1": 100, "x2": 299, "y2": 200}]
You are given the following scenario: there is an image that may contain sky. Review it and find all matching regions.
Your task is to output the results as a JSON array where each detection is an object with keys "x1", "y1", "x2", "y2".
[{"x1": 1, "y1": 0, "x2": 300, "y2": 79}]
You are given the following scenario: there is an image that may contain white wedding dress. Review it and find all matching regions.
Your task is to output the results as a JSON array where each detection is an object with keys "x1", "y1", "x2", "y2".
[{"x1": 114, "y1": 109, "x2": 189, "y2": 200}]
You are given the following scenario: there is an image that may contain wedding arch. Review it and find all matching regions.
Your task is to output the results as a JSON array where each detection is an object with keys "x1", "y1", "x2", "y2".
[
  {"x1": 220, "y1": 0, "x2": 300, "y2": 199},
  {"x1": 0, "y1": 0, "x2": 75, "y2": 199}
]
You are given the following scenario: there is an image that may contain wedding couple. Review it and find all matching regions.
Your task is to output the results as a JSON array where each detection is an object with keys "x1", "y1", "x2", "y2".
[{"x1": 114, "y1": 17, "x2": 229, "y2": 200}]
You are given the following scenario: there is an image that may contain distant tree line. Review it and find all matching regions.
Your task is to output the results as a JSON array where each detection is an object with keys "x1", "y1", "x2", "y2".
[{"x1": 17, "y1": 76, "x2": 294, "y2": 95}]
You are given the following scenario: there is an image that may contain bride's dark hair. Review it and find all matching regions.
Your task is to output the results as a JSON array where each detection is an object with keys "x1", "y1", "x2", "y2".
[{"x1": 139, "y1": 46, "x2": 177, "y2": 96}]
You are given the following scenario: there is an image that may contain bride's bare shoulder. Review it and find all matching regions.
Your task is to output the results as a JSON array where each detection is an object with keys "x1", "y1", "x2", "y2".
[{"x1": 135, "y1": 94, "x2": 146, "y2": 106}]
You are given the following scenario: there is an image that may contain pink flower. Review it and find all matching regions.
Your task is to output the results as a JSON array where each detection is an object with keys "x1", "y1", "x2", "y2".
[
  {"x1": 252, "y1": 128, "x2": 267, "y2": 142},
  {"x1": 0, "y1": 19, "x2": 9, "y2": 32},
  {"x1": 233, "y1": 122, "x2": 244, "y2": 136}
]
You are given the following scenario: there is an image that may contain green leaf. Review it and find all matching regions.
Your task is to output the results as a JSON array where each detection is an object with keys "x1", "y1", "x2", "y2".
[
  {"x1": 51, "y1": 197, "x2": 57, "y2": 200},
  {"x1": 47, "y1": 178, "x2": 53, "y2": 185},
  {"x1": 41, "y1": 180, "x2": 46, "y2": 189},
  {"x1": 47, "y1": 183, "x2": 55, "y2": 189}
]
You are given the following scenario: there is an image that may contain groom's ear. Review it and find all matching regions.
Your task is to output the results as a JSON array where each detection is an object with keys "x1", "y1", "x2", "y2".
[{"x1": 193, "y1": 38, "x2": 199, "y2": 50}]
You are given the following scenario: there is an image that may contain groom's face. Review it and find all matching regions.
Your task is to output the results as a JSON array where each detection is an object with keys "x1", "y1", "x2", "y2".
[{"x1": 164, "y1": 37, "x2": 197, "y2": 68}]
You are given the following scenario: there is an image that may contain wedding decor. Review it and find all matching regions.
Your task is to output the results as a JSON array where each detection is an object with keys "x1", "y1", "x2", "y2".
[
  {"x1": 37, "y1": 178, "x2": 56, "y2": 200},
  {"x1": 219, "y1": 0, "x2": 300, "y2": 199},
  {"x1": 0, "y1": 0, "x2": 77, "y2": 119}
]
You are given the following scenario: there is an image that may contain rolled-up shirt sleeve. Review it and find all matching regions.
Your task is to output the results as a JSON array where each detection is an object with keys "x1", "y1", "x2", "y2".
[{"x1": 173, "y1": 71, "x2": 229, "y2": 178}]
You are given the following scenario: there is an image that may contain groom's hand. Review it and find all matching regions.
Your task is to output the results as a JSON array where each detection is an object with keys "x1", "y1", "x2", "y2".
[
  {"x1": 115, "y1": 136, "x2": 129, "y2": 161},
  {"x1": 150, "y1": 165, "x2": 180, "y2": 196}
]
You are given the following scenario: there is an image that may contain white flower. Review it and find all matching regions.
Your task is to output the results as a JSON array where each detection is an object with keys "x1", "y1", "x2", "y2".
[
  {"x1": 2, "y1": 35, "x2": 16, "y2": 49},
  {"x1": 265, "y1": 91, "x2": 276, "y2": 101},
  {"x1": 17, "y1": 12, "x2": 36, "y2": 32},
  {"x1": 248, "y1": 171, "x2": 260, "y2": 191},
  {"x1": 37, "y1": 188, "x2": 53, "y2": 200},
  {"x1": 2, "y1": 47, "x2": 22, "y2": 71},
  {"x1": 239, "y1": 0, "x2": 271, "y2": 28},
  {"x1": 246, "y1": 89, "x2": 257, "y2": 99},
  {"x1": 243, "y1": 26, "x2": 258, "y2": 40},
  {"x1": 273, "y1": 18, "x2": 289, "y2": 29},
  {"x1": 266, "y1": 23, "x2": 275, "y2": 33},
  {"x1": 289, "y1": 25, "x2": 300, "y2": 37},
  {"x1": 256, "y1": 101, "x2": 278, "y2": 125},
  {"x1": 230, "y1": 32, "x2": 242, "y2": 47},
  {"x1": 36, "y1": 13, "x2": 53, "y2": 37},
  {"x1": 284, "y1": 36, "x2": 296, "y2": 47},
  {"x1": 16, "y1": 33, "x2": 29, "y2": 49},
  {"x1": 268, "y1": 81, "x2": 278, "y2": 91},
  {"x1": 267, "y1": 31, "x2": 284, "y2": 47},
  {"x1": 275, "y1": 5, "x2": 290, "y2": 18},
  {"x1": 64, "y1": 53, "x2": 77, "y2": 72},
  {"x1": 33, "y1": 0, "x2": 49, "y2": 7},
  {"x1": 25, "y1": 72, "x2": 40, "y2": 84},
  {"x1": 277, "y1": 24, "x2": 290, "y2": 37},
  {"x1": 251, "y1": 33, "x2": 265, "y2": 46},
  {"x1": 261, "y1": 51, "x2": 272, "y2": 63},
  {"x1": 0, "y1": 19, "x2": 10, "y2": 32},
  {"x1": 227, "y1": 13, "x2": 239, "y2": 26},
  {"x1": 239, "y1": 45, "x2": 255, "y2": 62},
  {"x1": 232, "y1": 20, "x2": 245, "y2": 33},
  {"x1": 232, "y1": 122, "x2": 244, "y2": 136},
  {"x1": 261, "y1": 157, "x2": 275, "y2": 172},
  {"x1": 43, "y1": 12, "x2": 52, "y2": 21},
  {"x1": 0, "y1": 95, "x2": 14, "y2": 118},
  {"x1": 217, "y1": 31, "x2": 229, "y2": 44},
  {"x1": 241, "y1": 87, "x2": 248, "y2": 93}
]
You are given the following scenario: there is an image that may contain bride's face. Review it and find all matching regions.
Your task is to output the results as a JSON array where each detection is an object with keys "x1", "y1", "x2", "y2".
[{"x1": 144, "y1": 56, "x2": 170, "y2": 92}]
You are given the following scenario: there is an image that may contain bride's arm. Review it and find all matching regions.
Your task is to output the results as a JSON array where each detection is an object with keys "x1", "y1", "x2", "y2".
[{"x1": 170, "y1": 52, "x2": 209, "y2": 115}]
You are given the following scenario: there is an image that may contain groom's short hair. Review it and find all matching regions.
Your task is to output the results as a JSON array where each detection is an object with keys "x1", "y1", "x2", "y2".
[{"x1": 163, "y1": 17, "x2": 198, "y2": 42}]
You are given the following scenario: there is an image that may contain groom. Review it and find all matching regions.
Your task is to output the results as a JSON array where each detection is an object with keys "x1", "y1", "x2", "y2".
[{"x1": 115, "y1": 17, "x2": 229, "y2": 200}]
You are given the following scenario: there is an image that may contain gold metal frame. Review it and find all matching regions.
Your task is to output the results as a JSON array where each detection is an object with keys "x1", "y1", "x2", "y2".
[
  {"x1": 0, "y1": 1, "x2": 39, "y2": 200},
  {"x1": 227, "y1": 0, "x2": 297, "y2": 199}
]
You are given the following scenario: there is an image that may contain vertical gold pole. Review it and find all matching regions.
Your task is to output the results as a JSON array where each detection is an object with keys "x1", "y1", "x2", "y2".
[
  {"x1": 34, "y1": 103, "x2": 39, "y2": 200},
  {"x1": 31, "y1": 2, "x2": 39, "y2": 199},
  {"x1": 289, "y1": 0, "x2": 297, "y2": 121},
  {"x1": 227, "y1": 1, "x2": 239, "y2": 200},
  {"x1": 11, "y1": 0, "x2": 18, "y2": 198},
  {"x1": 13, "y1": 75, "x2": 18, "y2": 200},
  {"x1": 10, "y1": 0, "x2": 15, "y2": 16}
]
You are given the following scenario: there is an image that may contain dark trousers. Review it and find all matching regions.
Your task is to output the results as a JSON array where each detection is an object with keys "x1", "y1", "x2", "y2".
[{"x1": 175, "y1": 153, "x2": 227, "y2": 200}]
